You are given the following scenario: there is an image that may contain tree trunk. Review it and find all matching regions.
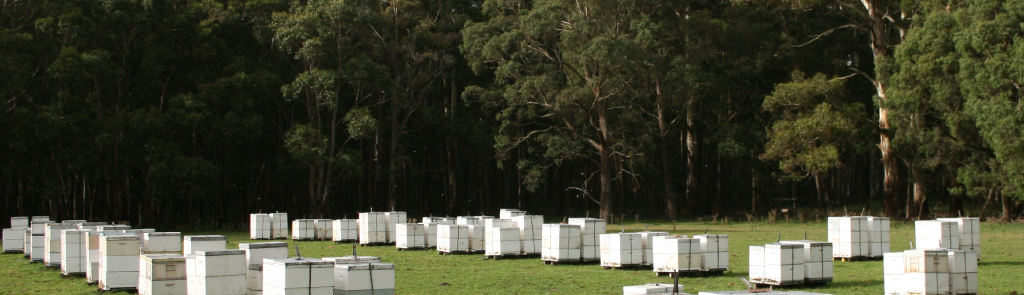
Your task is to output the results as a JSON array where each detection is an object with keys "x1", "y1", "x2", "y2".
[
  {"x1": 655, "y1": 79, "x2": 677, "y2": 221},
  {"x1": 598, "y1": 104, "x2": 614, "y2": 223},
  {"x1": 685, "y1": 96, "x2": 698, "y2": 212},
  {"x1": 908, "y1": 166, "x2": 927, "y2": 220},
  {"x1": 978, "y1": 186, "x2": 995, "y2": 221},
  {"x1": 1001, "y1": 190, "x2": 1012, "y2": 222}
]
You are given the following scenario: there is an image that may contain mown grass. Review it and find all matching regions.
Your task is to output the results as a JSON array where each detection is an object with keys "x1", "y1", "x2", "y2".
[{"x1": 1, "y1": 219, "x2": 1021, "y2": 294}]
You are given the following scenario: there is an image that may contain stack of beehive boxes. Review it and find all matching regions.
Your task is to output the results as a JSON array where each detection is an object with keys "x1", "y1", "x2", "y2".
[
  {"x1": 60, "y1": 229, "x2": 88, "y2": 276},
  {"x1": 239, "y1": 242, "x2": 288, "y2": 295},
  {"x1": 291, "y1": 219, "x2": 316, "y2": 241},
  {"x1": 653, "y1": 236, "x2": 701, "y2": 273},
  {"x1": 749, "y1": 243, "x2": 805, "y2": 286},
  {"x1": 867, "y1": 216, "x2": 891, "y2": 258},
  {"x1": 827, "y1": 216, "x2": 869, "y2": 259},
  {"x1": 358, "y1": 212, "x2": 387, "y2": 245},
  {"x1": 948, "y1": 249, "x2": 979, "y2": 294},
  {"x1": 331, "y1": 262, "x2": 396, "y2": 295},
  {"x1": 541, "y1": 224, "x2": 581, "y2": 263},
  {"x1": 384, "y1": 211, "x2": 407, "y2": 243},
  {"x1": 437, "y1": 224, "x2": 470, "y2": 253},
  {"x1": 263, "y1": 258, "x2": 334, "y2": 295},
  {"x1": 395, "y1": 223, "x2": 426, "y2": 249},
  {"x1": 29, "y1": 220, "x2": 48, "y2": 262},
  {"x1": 269, "y1": 213, "x2": 289, "y2": 239},
  {"x1": 21, "y1": 228, "x2": 31, "y2": 258},
  {"x1": 313, "y1": 219, "x2": 333, "y2": 240},
  {"x1": 332, "y1": 219, "x2": 358, "y2": 242},
  {"x1": 3, "y1": 217, "x2": 28, "y2": 253},
  {"x1": 142, "y1": 232, "x2": 182, "y2": 254},
  {"x1": 86, "y1": 231, "x2": 118, "y2": 284},
  {"x1": 99, "y1": 234, "x2": 141, "y2": 291},
  {"x1": 694, "y1": 234, "x2": 730, "y2": 272},
  {"x1": 515, "y1": 215, "x2": 543, "y2": 254},
  {"x1": 599, "y1": 233, "x2": 642, "y2": 268},
  {"x1": 421, "y1": 217, "x2": 451, "y2": 248},
  {"x1": 499, "y1": 209, "x2": 526, "y2": 219},
  {"x1": 250, "y1": 214, "x2": 272, "y2": 240},
  {"x1": 44, "y1": 223, "x2": 77, "y2": 267},
  {"x1": 487, "y1": 226, "x2": 521, "y2": 257},
  {"x1": 139, "y1": 254, "x2": 187, "y2": 295},
  {"x1": 884, "y1": 249, "x2": 952, "y2": 295},
  {"x1": 184, "y1": 235, "x2": 227, "y2": 255},
  {"x1": 188, "y1": 250, "x2": 247, "y2": 295},
  {"x1": 779, "y1": 240, "x2": 833, "y2": 284},
  {"x1": 915, "y1": 220, "x2": 959, "y2": 250},
  {"x1": 484, "y1": 218, "x2": 516, "y2": 257},
  {"x1": 569, "y1": 218, "x2": 606, "y2": 261},
  {"x1": 937, "y1": 217, "x2": 981, "y2": 259},
  {"x1": 639, "y1": 232, "x2": 669, "y2": 267}
]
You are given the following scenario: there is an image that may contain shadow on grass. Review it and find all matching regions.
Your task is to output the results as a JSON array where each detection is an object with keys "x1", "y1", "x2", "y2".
[
  {"x1": 822, "y1": 279, "x2": 884, "y2": 288},
  {"x1": 979, "y1": 261, "x2": 1024, "y2": 266}
]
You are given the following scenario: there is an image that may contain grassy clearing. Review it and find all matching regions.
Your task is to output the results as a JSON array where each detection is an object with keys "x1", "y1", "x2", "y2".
[{"x1": 1, "y1": 219, "x2": 1021, "y2": 294}]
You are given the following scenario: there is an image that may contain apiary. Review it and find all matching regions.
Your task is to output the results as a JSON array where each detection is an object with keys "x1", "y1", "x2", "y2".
[
  {"x1": 600, "y1": 233, "x2": 642, "y2": 268},
  {"x1": 695, "y1": 234, "x2": 730, "y2": 272},
  {"x1": 261, "y1": 258, "x2": 333, "y2": 295},
  {"x1": 187, "y1": 250, "x2": 247, "y2": 295},
  {"x1": 467, "y1": 225, "x2": 486, "y2": 252},
  {"x1": 331, "y1": 262, "x2": 395, "y2": 295},
  {"x1": 749, "y1": 243, "x2": 805, "y2": 286},
  {"x1": 515, "y1": 215, "x2": 543, "y2": 254},
  {"x1": 290, "y1": 219, "x2": 315, "y2": 241},
  {"x1": 779, "y1": 240, "x2": 833, "y2": 284},
  {"x1": 915, "y1": 220, "x2": 959, "y2": 250},
  {"x1": 568, "y1": 218, "x2": 606, "y2": 261},
  {"x1": 358, "y1": 212, "x2": 387, "y2": 245},
  {"x1": 184, "y1": 235, "x2": 227, "y2": 255},
  {"x1": 938, "y1": 217, "x2": 981, "y2": 259},
  {"x1": 99, "y1": 234, "x2": 141, "y2": 291},
  {"x1": 3, "y1": 227, "x2": 26, "y2": 253},
  {"x1": 11, "y1": 216, "x2": 29, "y2": 227},
  {"x1": 623, "y1": 283, "x2": 691, "y2": 295},
  {"x1": 250, "y1": 214, "x2": 272, "y2": 240},
  {"x1": 437, "y1": 224, "x2": 470, "y2": 253},
  {"x1": 827, "y1": 216, "x2": 869, "y2": 259},
  {"x1": 313, "y1": 219, "x2": 333, "y2": 240},
  {"x1": 143, "y1": 232, "x2": 182, "y2": 254},
  {"x1": 44, "y1": 223, "x2": 77, "y2": 267},
  {"x1": 332, "y1": 219, "x2": 358, "y2": 242},
  {"x1": 60, "y1": 229, "x2": 88, "y2": 276},
  {"x1": 384, "y1": 211, "x2": 407, "y2": 243},
  {"x1": 653, "y1": 236, "x2": 701, "y2": 273},
  {"x1": 866, "y1": 216, "x2": 891, "y2": 258},
  {"x1": 139, "y1": 254, "x2": 187, "y2": 295},
  {"x1": 640, "y1": 232, "x2": 669, "y2": 266},
  {"x1": 541, "y1": 224, "x2": 581, "y2": 263},
  {"x1": 395, "y1": 223, "x2": 426, "y2": 249},
  {"x1": 269, "y1": 213, "x2": 289, "y2": 239}
]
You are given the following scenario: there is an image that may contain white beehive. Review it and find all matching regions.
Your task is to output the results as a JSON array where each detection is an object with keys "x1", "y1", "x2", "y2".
[
  {"x1": 98, "y1": 224, "x2": 132, "y2": 232},
  {"x1": 99, "y1": 234, "x2": 141, "y2": 290},
  {"x1": 883, "y1": 252, "x2": 906, "y2": 295},
  {"x1": 30, "y1": 231, "x2": 45, "y2": 262},
  {"x1": 332, "y1": 219, "x2": 358, "y2": 242},
  {"x1": 541, "y1": 224, "x2": 581, "y2": 262},
  {"x1": 484, "y1": 218, "x2": 514, "y2": 254},
  {"x1": 467, "y1": 225, "x2": 486, "y2": 252},
  {"x1": 187, "y1": 250, "x2": 247, "y2": 295},
  {"x1": 600, "y1": 233, "x2": 642, "y2": 267},
  {"x1": 262, "y1": 258, "x2": 334, "y2": 295},
  {"x1": 184, "y1": 235, "x2": 227, "y2": 255},
  {"x1": 32, "y1": 216, "x2": 50, "y2": 221},
  {"x1": 269, "y1": 212, "x2": 289, "y2": 239},
  {"x1": 827, "y1": 216, "x2": 869, "y2": 258},
  {"x1": 487, "y1": 227, "x2": 521, "y2": 256},
  {"x1": 694, "y1": 234, "x2": 730, "y2": 271},
  {"x1": 358, "y1": 212, "x2": 387, "y2": 244},
  {"x1": 384, "y1": 211, "x2": 407, "y2": 243},
  {"x1": 30, "y1": 220, "x2": 47, "y2": 234},
  {"x1": 11, "y1": 216, "x2": 29, "y2": 228},
  {"x1": 867, "y1": 216, "x2": 891, "y2": 258},
  {"x1": 86, "y1": 231, "x2": 122, "y2": 283},
  {"x1": 568, "y1": 218, "x2": 606, "y2": 261},
  {"x1": 456, "y1": 216, "x2": 484, "y2": 226},
  {"x1": 639, "y1": 232, "x2": 669, "y2": 266},
  {"x1": 3, "y1": 227, "x2": 26, "y2": 253},
  {"x1": 44, "y1": 223, "x2": 77, "y2": 267},
  {"x1": 332, "y1": 262, "x2": 395, "y2": 295},
  {"x1": 947, "y1": 249, "x2": 978, "y2": 294},
  {"x1": 499, "y1": 209, "x2": 526, "y2": 219},
  {"x1": 437, "y1": 224, "x2": 470, "y2": 253},
  {"x1": 885, "y1": 249, "x2": 952, "y2": 295},
  {"x1": 915, "y1": 220, "x2": 960, "y2": 250},
  {"x1": 247, "y1": 264, "x2": 263, "y2": 295},
  {"x1": 749, "y1": 244, "x2": 805, "y2": 286},
  {"x1": 139, "y1": 254, "x2": 187, "y2": 295},
  {"x1": 938, "y1": 217, "x2": 981, "y2": 259},
  {"x1": 313, "y1": 219, "x2": 333, "y2": 240},
  {"x1": 291, "y1": 219, "x2": 316, "y2": 241},
  {"x1": 653, "y1": 236, "x2": 701, "y2": 273},
  {"x1": 76, "y1": 222, "x2": 109, "y2": 231},
  {"x1": 395, "y1": 223, "x2": 426, "y2": 249},
  {"x1": 322, "y1": 256, "x2": 382, "y2": 264},
  {"x1": 124, "y1": 229, "x2": 158, "y2": 238},
  {"x1": 60, "y1": 229, "x2": 88, "y2": 276},
  {"x1": 22, "y1": 228, "x2": 30, "y2": 257},
  {"x1": 239, "y1": 242, "x2": 288, "y2": 266},
  {"x1": 779, "y1": 240, "x2": 833, "y2": 284},
  {"x1": 250, "y1": 214, "x2": 272, "y2": 240},
  {"x1": 143, "y1": 232, "x2": 182, "y2": 254},
  {"x1": 515, "y1": 215, "x2": 543, "y2": 254}
]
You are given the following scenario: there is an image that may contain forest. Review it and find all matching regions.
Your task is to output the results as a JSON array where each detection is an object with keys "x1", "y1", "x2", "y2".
[{"x1": 1, "y1": 0, "x2": 1022, "y2": 228}]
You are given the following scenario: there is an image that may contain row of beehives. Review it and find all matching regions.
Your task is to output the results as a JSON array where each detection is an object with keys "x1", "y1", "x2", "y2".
[
  {"x1": 826, "y1": 216, "x2": 890, "y2": 259},
  {"x1": 247, "y1": 213, "x2": 289, "y2": 240},
  {"x1": 914, "y1": 217, "x2": 981, "y2": 259},
  {"x1": 748, "y1": 241, "x2": 834, "y2": 287}
]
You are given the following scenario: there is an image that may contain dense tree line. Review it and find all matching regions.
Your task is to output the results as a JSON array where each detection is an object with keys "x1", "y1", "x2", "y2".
[{"x1": 1, "y1": 0, "x2": 1020, "y2": 228}]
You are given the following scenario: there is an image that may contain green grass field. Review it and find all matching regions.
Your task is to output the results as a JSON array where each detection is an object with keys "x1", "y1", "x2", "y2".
[{"x1": 1, "y1": 219, "x2": 1021, "y2": 294}]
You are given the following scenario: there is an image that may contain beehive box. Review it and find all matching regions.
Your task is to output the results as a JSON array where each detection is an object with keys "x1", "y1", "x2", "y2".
[
  {"x1": 358, "y1": 212, "x2": 387, "y2": 245},
  {"x1": 77, "y1": 222, "x2": 109, "y2": 230},
  {"x1": 394, "y1": 223, "x2": 425, "y2": 249},
  {"x1": 437, "y1": 224, "x2": 470, "y2": 253},
  {"x1": 247, "y1": 264, "x2": 263, "y2": 295},
  {"x1": 30, "y1": 220, "x2": 47, "y2": 234},
  {"x1": 487, "y1": 227, "x2": 521, "y2": 256},
  {"x1": 866, "y1": 216, "x2": 891, "y2": 258},
  {"x1": 143, "y1": 232, "x2": 182, "y2": 254},
  {"x1": 3, "y1": 227, "x2": 26, "y2": 253},
  {"x1": 30, "y1": 232, "x2": 45, "y2": 262},
  {"x1": 139, "y1": 254, "x2": 187, "y2": 295},
  {"x1": 515, "y1": 215, "x2": 543, "y2": 254},
  {"x1": 86, "y1": 231, "x2": 125, "y2": 283},
  {"x1": 32, "y1": 216, "x2": 50, "y2": 222},
  {"x1": 97, "y1": 224, "x2": 132, "y2": 232},
  {"x1": 948, "y1": 249, "x2": 978, "y2": 294},
  {"x1": 11, "y1": 216, "x2": 29, "y2": 228},
  {"x1": 60, "y1": 229, "x2": 88, "y2": 275},
  {"x1": 124, "y1": 228, "x2": 158, "y2": 238},
  {"x1": 313, "y1": 219, "x2": 333, "y2": 240},
  {"x1": 44, "y1": 223, "x2": 77, "y2": 267},
  {"x1": 749, "y1": 244, "x2": 805, "y2": 286},
  {"x1": 467, "y1": 225, "x2": 486, "y2": 252},
  {"x1": 640, "y1": 232, "x2": 670, "y2": 266},
  {"x1": 568, "y1": 218, "x2": 606, "y2": 261},
  {"x1": 322, "y1": 255, "x2": 382, "y2": 263},
  {"x1": 541, "y1": 224, "x2": 581, "y2": 262},
  {"x1": 499, "y1": 209, "x2": 526, "y2": 219},
  {"x1": 291, "y1": 219, "x2": 316, "y2": 241},
  {"x1": 827, "y1": 216, "x2": 869, "y2": 258},
  {"x1": 262, "y1": 258, "x2": 333, "y2": 295},
  {"x1": 600, "y1": 233, "x2": 642, "y2": 268},
  {"x1": 653, "y1": 236, "x2": 701, "y2": 273},
  {"x1": 884, "y1": 249, "x2": 952, "y2": 295},
  {"x1": 915, "y1": 220, "x2": 959, "y2": 250},
  {"x1": 184, "y1": 235, "x2": 227, "y2": 255},
  {"x1": 779, "y1": 240, "x2": 833, "y2": 284},
  {"x1": 239, "y1": 242, "x2": 288, "y2": 266},
  {"x1": 938, "y1": 217, "x2": 982, "y2": 259},
  {"x1": 456, "y1": 216, "x2": 484, "y2": 226},
  {"x1": 188, "y1": 250, "x2": 247, "y2": 295},
  {"x1": 422, "y1": 222, "x2": 439, "y2": 248},
  {"x1": 484, "y1": 218, "x2": 515, "y2": 255},
  {"x1": 269, "y1": 212, "x2": 289, "y2": 239},
  {"x1": 250, "y1": 214, "x2": 272, "y2": 240},
  {"x1": 384, "y1": 211, "x2": 407, "y2": 243},
  {"x1": 695, "y1": 234, "x2": 730, "y2": 271},
  {"x1": 99, "y1": 234, "x2": 141, "y2": 290},
  {"x1": 22, "y1": 228, "x2": 31, "y2": 257},
  {"x1": 332, "y1": 262, "x2": 395, "y2": 295},
  {"x1": 332, "y1": 219, "x2": 358, "y2": 242}
]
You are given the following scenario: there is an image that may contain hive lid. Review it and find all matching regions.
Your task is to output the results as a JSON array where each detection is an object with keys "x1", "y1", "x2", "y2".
[
  {"x1": 195, "y1": 249, "x2": 245, "y2": 256},
  {"x1": 265, "y1": 258, "x2": 333, "y2": 266},
  {"x1": 185, "y1": 235, "x2": 226, "y2": 241},
  {"x1": 369, "y1": 263, "x2": 394, "y2": 270},
  {"x1": 145, "y1": 232, "x2": 181, "y2": 237},
  {"x1": 323, "y1": 256, "x2": 381, "y2": 263},
  {"x1": 102, "y1": 235, "x2": 139, "y2": 241},
  {"x1": 142, "y1": 254, "x2": 185, "y2": 262},
  {"x1": 31, "y1": 221, "x2": 48, "y2": 224},
  {"x1": 335, "y1": 263, "x2": 370, "y2": 270},
  {"x1": 62, "y1": 220, "x2": 87, "y2": 224},
  {"x1": 6, "y1": 227, "x2": 28, "y2": 230},
  {"x1": 48, "y1": 224, "x2": 77, "y2": 229},
  {"x1": 239, "y1": 242, "x2": 288, "y2": 249},
  {"x1": 765, "y1": 243, "x2": 803, "y2": 249},
  {"x1": 11, "y1": 217, "x2": 28, "y2": 220}
]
